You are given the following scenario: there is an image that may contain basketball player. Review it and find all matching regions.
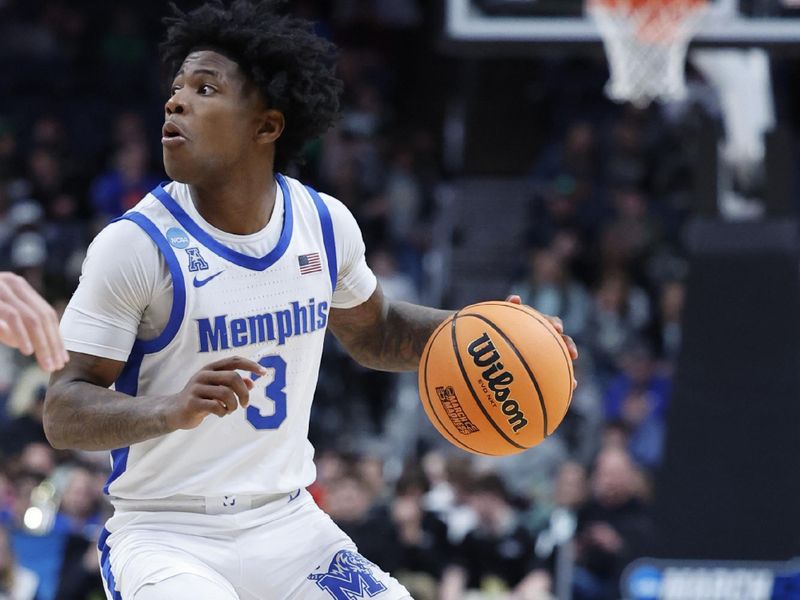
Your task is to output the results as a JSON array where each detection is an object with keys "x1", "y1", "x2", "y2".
[
  {"x1": 0, "y1": 271, "x2": 67, "y2": 372},
  {"x1": 44, "y1": 2, "x2": 578, "y2": 599}
]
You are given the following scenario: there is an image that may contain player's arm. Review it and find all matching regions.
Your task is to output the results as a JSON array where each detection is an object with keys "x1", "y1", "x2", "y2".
[
  {"x1": 43, "y1": 218, "x2": 264, "y2": 451},
  {"x1": 328, "y1": 284, "x2": 453, "y2": 372},
  {"x1": 44, "y1": 353, "x2": 264, "y2": 451},
  {"x1": 322, "y1": 192, "x2": 577, "y2": 372},
  {"x1": 328, "y1": 289, "x2": 578, "y2": 372}
]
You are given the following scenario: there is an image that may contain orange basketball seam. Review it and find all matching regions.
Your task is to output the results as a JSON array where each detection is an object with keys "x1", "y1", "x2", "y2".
[
  {"x1": 421, "y1": 317, "x2": 492, "y2": 456},
  {"x1": 450, "y1": 314, "x2": 527, "y2": 451},
  {"x1": 477, "y1": 302, "x2": 575, "y2": 428},
  {"x1": 460, "y1": 312, "x2": 548, "y2": 444}
]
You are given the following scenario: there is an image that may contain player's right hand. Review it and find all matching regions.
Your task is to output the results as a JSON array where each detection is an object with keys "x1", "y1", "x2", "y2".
[
  {"x1": 0, "y1": 272, "x2": 69, "y2": 372},
  {"x1": 166, "y1": 356, "x2": 267, "y2": 430}
]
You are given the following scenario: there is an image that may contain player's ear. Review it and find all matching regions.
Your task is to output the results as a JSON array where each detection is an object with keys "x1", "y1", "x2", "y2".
[{"x1": 256, "y1": 110, "x2": 284, "y2": 145}]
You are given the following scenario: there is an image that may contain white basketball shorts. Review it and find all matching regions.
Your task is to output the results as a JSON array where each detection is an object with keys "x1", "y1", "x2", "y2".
[{"x1": 98, "y1": 489, "x2": 411, "y2": 600}]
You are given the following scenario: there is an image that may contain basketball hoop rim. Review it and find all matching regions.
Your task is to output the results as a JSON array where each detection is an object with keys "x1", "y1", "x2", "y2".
[
  {"x1": 586, "y1": 0, "x2": 712, "y2": 106},
  {"x1": 587, "y1": 0, "x2": 710, "y2": 44},
  {"x1": 587, "y1": 0, "x2": 709, "y2": 10}
]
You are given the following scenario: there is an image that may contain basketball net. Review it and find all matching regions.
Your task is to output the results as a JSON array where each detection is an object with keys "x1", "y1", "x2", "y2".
[{"x1": 587, "y1": 0, "x2": 709, "y2": 107}]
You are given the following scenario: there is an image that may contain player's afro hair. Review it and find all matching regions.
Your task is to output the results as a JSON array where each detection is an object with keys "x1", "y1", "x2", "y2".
[{"x1": 160, "y1": 0, "x2": 342, "y2": 172}]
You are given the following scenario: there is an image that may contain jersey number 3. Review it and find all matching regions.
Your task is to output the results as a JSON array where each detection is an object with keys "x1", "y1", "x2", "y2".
[{"x1": 247, "y1": 355, "x2": 287, "y2": 430}]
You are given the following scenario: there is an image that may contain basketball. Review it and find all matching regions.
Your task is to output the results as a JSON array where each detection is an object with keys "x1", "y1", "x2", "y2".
[{"x1": 418, "y1": 302, "x2": 574, "y2": 456}]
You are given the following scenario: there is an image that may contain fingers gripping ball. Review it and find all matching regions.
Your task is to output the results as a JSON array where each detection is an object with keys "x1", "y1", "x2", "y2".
[{"x1": 419, "y1": 302, "x2": 574, "y2": 456}]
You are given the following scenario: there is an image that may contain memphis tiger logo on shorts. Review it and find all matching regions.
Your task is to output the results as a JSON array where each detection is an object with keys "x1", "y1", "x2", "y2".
[{"x1": 308, "y1": 550, "x2": 387, "y2": 599}]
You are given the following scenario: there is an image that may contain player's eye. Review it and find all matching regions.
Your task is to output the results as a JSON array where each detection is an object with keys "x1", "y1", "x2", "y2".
[
  {"x1": 170, "y1": 85, "x2": 181, "y2": 96},
  {"x1": 198, "y1": 84, "x2": 214, "y2": 95}
]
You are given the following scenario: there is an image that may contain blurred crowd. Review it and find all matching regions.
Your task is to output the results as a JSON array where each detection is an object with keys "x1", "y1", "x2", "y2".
[{"x1": 0, "y1": 1, "x2": 719, "y2": 599}]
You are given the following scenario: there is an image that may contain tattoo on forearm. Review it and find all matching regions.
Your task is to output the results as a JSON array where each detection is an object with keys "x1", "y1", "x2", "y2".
[
  {"x1": 45, "y1": 353, "x2": 172, "y2": 451},
  {"x1": 47, "y1": 383, "x2": 171, "y2": 450},
  {"x1": 330, "y1": 292, "x2": 453, "y2": 372},
  {"x1": 375, "y1": 301, "x2": 453, "y2": 371}
]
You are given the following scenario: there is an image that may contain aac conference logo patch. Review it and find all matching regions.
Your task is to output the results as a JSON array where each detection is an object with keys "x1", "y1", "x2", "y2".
[{"x1": 166, "y1": 227, "x2": 190, "y2": 249}]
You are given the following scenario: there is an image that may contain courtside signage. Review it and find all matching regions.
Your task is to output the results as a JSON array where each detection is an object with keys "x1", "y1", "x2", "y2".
[{"x1": 622, "y1": 558, "x2": 800, "y2": 600}]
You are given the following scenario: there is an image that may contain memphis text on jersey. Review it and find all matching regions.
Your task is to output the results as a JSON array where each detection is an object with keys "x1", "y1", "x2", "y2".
[{"x1": 197, "y1": 298, "x2": 329, "y2": 352}]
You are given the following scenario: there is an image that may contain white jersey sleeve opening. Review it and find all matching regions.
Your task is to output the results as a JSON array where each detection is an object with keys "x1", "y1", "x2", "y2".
[{"x1": 320, "y1": 193, "x2": 377, "y2": 309}]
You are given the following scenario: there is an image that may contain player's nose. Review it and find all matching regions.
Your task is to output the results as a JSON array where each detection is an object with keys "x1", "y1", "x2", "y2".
[{"x1": 165, "y1": 93, "x2": 186, "y2": 116}]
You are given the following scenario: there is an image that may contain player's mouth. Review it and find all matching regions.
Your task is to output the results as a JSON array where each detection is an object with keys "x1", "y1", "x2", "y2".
[{"x1": 162, "y1": 121, "x2": 189, "y2": 146}]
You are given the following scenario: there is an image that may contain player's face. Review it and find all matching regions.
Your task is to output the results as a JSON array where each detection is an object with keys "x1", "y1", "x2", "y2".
[{"x1": 162, "y1": 50, "x2": 268, "y2": 184}]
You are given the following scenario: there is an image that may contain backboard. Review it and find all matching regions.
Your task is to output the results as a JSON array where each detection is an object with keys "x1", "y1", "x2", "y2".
[{"x1": 446, "y1": 0, "x2": 800, "y2": 46}]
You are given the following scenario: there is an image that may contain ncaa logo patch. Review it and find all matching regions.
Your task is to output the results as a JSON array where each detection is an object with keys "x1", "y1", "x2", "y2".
[
  {"x1": 308, "y1": 550, "x2": 387, "y2": 600},
  {"x1": 166, "y1": 227, "x2": 190, "y2": 249}
]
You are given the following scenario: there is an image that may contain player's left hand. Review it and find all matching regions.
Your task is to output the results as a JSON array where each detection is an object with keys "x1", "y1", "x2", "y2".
[{"x1": 505, "y1": 295, "x2": 579, "y2": 387}]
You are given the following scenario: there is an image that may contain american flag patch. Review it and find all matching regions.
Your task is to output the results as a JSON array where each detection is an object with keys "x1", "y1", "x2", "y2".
[{"x1": 298, "y1": 252, "x2": 322, "y2": 275}]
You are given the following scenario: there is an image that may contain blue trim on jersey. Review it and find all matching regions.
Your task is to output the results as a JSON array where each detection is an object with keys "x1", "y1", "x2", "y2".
[
  {"x1": 305, "y1": 185, "x2": 338, "y2": 292},
  {"x1": 102, "y1": 212, "x2": 186, "y2": 495},
  {"x1": 103, "y1": 349, "x2": 144, "y2": 495},
  {"x1": 121, "y1": 212, "x2": 187, "y2": 354},
  {"x1": 99, "y1": 528, "x2": 123, "y2": 600},
  {"x1": 150, "y1": 174, "x2": 294, "y2": 271},
  {"x1": 104, "y1": 447, "x2": 130, "y2": 496}
]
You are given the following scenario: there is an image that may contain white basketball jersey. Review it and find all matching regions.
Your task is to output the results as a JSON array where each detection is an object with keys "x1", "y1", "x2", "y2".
[{"x1": 104, "y1": 175, "x2": 339, "y2": 500}]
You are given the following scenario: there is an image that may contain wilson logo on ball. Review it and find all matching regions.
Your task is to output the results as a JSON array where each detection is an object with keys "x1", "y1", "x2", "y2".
[{"x1": 467, "y1": 332, "x2": 528, "y2": 433}]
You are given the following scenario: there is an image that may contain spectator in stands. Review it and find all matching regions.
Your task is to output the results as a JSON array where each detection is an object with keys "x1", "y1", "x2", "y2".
[
  {"x1": 382, "y1": 145, "x2": 430, "y2": 281},
  {"x1": 555, "y1": 385, "x2": 604, "y2": 470},
  {"x1": 28, "y1": 116, "x2": 67, "y2": 158},
  {"x1": 54, "y1": 537, "x2": 103, "y2": 600},
  {"x1": 0, "y1": 378, "x2": 48, "y2": 460},
  {"x1": 370, "y1": 247, "x2": 419, "y2": 304},
  {"x1": 587, "y1": 269, "x2": 651, "y2": 381},
  {"x1": 324, "y1": 469, "x2": 399, "y2": 572},
  {"x1": 533, "y1": 121, "x2": 599, "y2": 184},
  {"x1": 554, "y1": 461, "x2": 589, "y2": 515},
  {"x1": 510, "y1": 243, "x2": 592, "y2": 344},
  {"x1": 606, "y1": 112, "x2": 650, "y2": 191},
  {"x1": 110, "y1": 112, "x2": 148, "y2": 148},
  {"x1": 533, "y1": 461, "x2": 589, "y2": 580},
  {"x1": 603, "y1": 341, "x2": 671, "y2": 468},
  {"x1": 357, "y1": 453, "x2": 390, "y2": 505},
  {"x1": 0, "y1": 200, "x2": 43, "y2": 274},
  {"x1": 15, "y1": 444, "x2": 56, "y2": 482},
  {"x1": 57, "y1": 466, "x2": 102, "y2": 537},
  {"x1": 2, "y1": 461, "x2": 64, "y2": 600},
  {"x1": 472, "y1": 434, "x2": 569, "y2": 521},
  {"x1": 90, "y1": 139, "x2": 160, "y2": 224},
  {"x1": 573, "y1": 447, "x2": 654, "y2": 600},
  {"x1": 388, "y1": 469, "x2": 450, "y2": 600},
  {"x1": 440, "y1": 473, "x2": 551, "y2": 600},
  {"x1": 9, "y1": 230, "x2": 47, "y2": 296},
  {"x1": 527, "y1": 173, "x2": 598, "y2": 251},
  {"x1": 598, "y1": 187, "x2": 661, "y2": 279},
  {"x1": 422, "y1": 453, "x2": 477, "y2": 546},
  {"x1": 54, "y1": 466, "x2": 106, "y2": 600},
  {"x1": 25, "y1": 147, "x2": 67, "y2": 213}
]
